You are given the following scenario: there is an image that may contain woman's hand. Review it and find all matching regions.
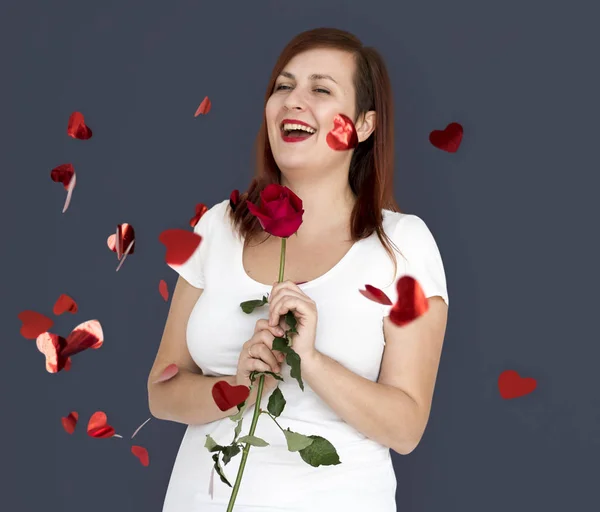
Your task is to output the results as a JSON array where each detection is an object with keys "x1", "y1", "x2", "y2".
[{"x1": 268, "y1": 280, "x2": 318, "y2": 362}]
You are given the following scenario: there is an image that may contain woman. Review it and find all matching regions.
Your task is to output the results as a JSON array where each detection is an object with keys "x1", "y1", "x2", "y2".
[{"x1": 148, "y1": 27, "x2": 449, "y2": 511}]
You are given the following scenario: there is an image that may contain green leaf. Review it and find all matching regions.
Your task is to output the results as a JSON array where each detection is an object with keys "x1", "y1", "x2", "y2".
[
  {"x1": 298, "y1": 435, "x2": 342, "y2": 467},
  {"x1": 272, "y1": 336, "x2": 290, "y2": 353},
  {"x1": 283, "y1": 428, "x2": 314, "y2": 452},
  {"x1": 238, "y1": 434, "x2": 270, "y2": 447},
  {"x1": 283, "y1": 311, "x2": 298, "y2": 332},
  {"x1": 211, "y1": 453, "x2": 232, "y2": 487},
  {"x1": 249, "y1": 370, "x2": 284, "y2": 385},
  {"x1": 267, "y1": 386, "x2": 286, "y2": 417},
  {"x1": 222, "y1": 443, "x2": 241, "y2": 465},
  {"x1": 240, "y1": 295, "x2": 269, "y2": 314},
  {"x1": 204, "y1": 434, "x2": 223, "y2": 453},
  {"x1": 287, "y1": 349, "x2": 304, "y2": 391}
]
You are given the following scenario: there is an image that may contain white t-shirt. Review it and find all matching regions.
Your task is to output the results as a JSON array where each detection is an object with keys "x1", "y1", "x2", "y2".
[{"x1": 162, "y1": 198, "x2": 449, "y2": 511}]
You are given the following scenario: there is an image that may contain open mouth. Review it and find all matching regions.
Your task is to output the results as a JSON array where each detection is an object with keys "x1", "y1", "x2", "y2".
[{"x1": 280, "y1": 121, "x2": 317, "y2": 141}]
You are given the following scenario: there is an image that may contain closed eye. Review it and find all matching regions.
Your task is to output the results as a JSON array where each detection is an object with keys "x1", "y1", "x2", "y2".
[{"x1": 275, "y1": 84, "x2": 330, "y2": 94}]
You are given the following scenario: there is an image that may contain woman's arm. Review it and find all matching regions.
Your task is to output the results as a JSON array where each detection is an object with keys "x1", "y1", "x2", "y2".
[{"x1": 147, "y1": 276, "x2": 258, "y2": 425}]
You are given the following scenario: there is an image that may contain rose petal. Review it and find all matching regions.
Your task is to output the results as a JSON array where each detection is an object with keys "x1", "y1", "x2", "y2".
[
  {"x1": 18, "y1": 310, "x2": 54, "y2": 339},
  {"x1": 61, "y1": 411, "x2": 79, "y2": 434},
  {"x1": 87, "y1": 411, "x2": 116, "y2": 438},
  {"x1": 158, "y1": 280, "x2": 169, "y2": 301},
  {"x1": 61, "y1": 319, "x2": 104, "y2": 359},
  {"x1": 326, "y1": 113, "x2": 358, "y2": 150},
  {"x1": 131, "y1": 445, "x2": 150, "y2": 466},
  {"x1": 190, "y1": 203, "x2": 209, "y2": 228},
  {"x1": 388, "y1": 276, "x2": 429, "y2": 327},
  {"x1": 67, "y1": 111, "x2": 93, "y2": 140},
  {"x1": 498, "y1": 370, "x2": 537, "y2": 400},
  {"x1": 212, "y1": 381, "x2": 250, "y2": 411},
  {"x1": 429, "y1": 122, "x2": 463, "y2": 153},
  {"x1": 359, "y1": 284, "x2": 393, "y2": 305},
  {"x1": 154, "y1": 363, "x2": 179, "y2": 383},
  {"x1": 194, "y1": 96, "x2": 211, "y2": 116},
  {"x1": 159, "y1": 229, "x2": 202, "y2": 266},
  {"x1": 53, "y1": 294, "x2": 78, "y2": 315}
]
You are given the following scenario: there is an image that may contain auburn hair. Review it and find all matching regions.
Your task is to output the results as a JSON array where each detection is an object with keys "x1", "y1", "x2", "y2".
[{"x1": 228, "y1": 27, "x2": 405, "y2": 282}]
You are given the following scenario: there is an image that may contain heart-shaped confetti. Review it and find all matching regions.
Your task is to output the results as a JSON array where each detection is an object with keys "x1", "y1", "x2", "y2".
[
  {"x1": 359, "y1": 284, "x2": 393, "y2": 305},
  {"x1": 158, "y1": 280, "x2": 169, "y2": 301},
  {"x1": 498, "y1": 370, "x2": 537, "y2": 399},
  {"x1": 131, "y1": 445, "x2": 150, "y2": 466},
  {"x1": 53, "y1": 294, "x2": 78, "y2": 315},
  {"x1": 87, "y1": 411, "x2": 116, "y2": 438},
  {"x1": 229, "y1": 189, "x2": 240, "y2": 212},
  {"x1": 212, "y1": 380, "x2": 250, "y2": 411},
  {"x1": 429, "y1": 122, "x2": 463, "y2": 153},
  {"x1": 195, "y1": 96, "x2": 211, "y2": 116},
  {"x1": 50, "y1": 163, "x2": 77, "y2": 213},
  {"x1": 190, "y1": 203, "x2": 208, "y2": 228},
  {"x1": 61, "y1": 411, "x2": 78, "y2": 434},
  {"x1": 388, "y1": 276, "x2": 429, "y2": 327},
  {"x1": 67, "y1": 111, "x2": 93, "y2": 140},
  {"x1": 158, "y1": 229, "x2": 202, "y2": 266},
  {"x1": 18, "y1": 310, "x2": 54, "y2": 339},
  {"x1": 326, "y1": 113, "x2": 358, "y2": 150},
  {"x1": 154, "y1": 363, "x2": 179, "y2": 383}
]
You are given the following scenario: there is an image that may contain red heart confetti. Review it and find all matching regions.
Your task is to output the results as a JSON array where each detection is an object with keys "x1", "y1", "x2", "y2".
[
  {"x1": 67, "y1": 111, "x2": 93, "y2": 140},
  {"x1": 153, "y1": 363, "x2": 179, "y2": 383},
  {"x1": 212, "y1": 380, "x2": 250, "y2": 411},
  {"x1": 107, "y1": 223, "x2": 136, "y2": 271},
  {"x1": 359, "y1": 284, "x2": 393, "y2": 305},
  {"x1": 190, "y1": 203, "x2": 208, "y2": 228},
  {"x1": 326, "y1": 113, "x2": 358, "y2": 150},
  {"x1": 61, "y1": 411, "x2": 78, "y2": 434},
  {"x1": 131, "y1": 445, "x2": 150, "y2": 466},
  {"x1": 388, "y1": 276, "x2": 429, "y2": 327},
  {"x1": 130, "y1": 417, "x2": 152, "y2": 439},
  {"x1": 87, "y1": 411, "x2": 116, "y2": 438},
  {"x1": 429, "y1": 122, "x2": 463, "y2": 153},
  {"x1": 50, "y1": 163, "x2": 77, "y2": 213},
  {"x1": 498, "y1": 370, "x2": 537, "y2": 399},
  {"x1": 194, "y1": 96, "x2": 211, "y2": 116},
  {"x1": 18, "y1": 310, "x2": 54, "y2": 339},
  {"x1": 158, "y1": 280, "x2": 169, "y2": 301},
  {"x1": 36, "y1": 319, "x2": 103, "y2": 373},
  {"x1": 53, "y1": 294, "x2": 78, "y2": 315},
  {"x1": 158, "y1": 229, "x2": 202, "y2": 266},
  {"x1": 229, "y1": 189, "x2": 240, "y2": 212}
]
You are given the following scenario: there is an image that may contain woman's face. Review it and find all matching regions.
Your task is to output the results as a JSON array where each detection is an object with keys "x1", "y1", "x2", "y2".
[{"x1": 265, "y1": 47, "x2": 372, "y2": 178}]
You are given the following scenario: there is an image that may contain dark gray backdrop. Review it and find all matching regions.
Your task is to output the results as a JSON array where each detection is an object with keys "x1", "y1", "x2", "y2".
[{"x1": 2, "y1": 0, "x2": 598, "y2": 510}]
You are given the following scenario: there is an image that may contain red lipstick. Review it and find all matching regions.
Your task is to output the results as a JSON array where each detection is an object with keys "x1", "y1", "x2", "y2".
[{"x1": 280, "y1": 119, "x2": 317, "y2": 143}]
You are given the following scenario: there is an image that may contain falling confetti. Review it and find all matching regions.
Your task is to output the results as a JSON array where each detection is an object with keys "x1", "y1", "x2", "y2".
[
  {"x1": 67, "y1": 111, "x2": 93, "y2": 140},
  {"x1": 61, "y1": 411, "x2": 79, "y2": 434},
  {"x1": 326, "y1": 113, "x2": 358, "y2": 150},
  {"x1": 388, "y1": 276, "x2": 429, "y2": 327},
  {"x1": 87, "y1": 411, "x2": 118, "y2": 438},
  {"x1": 158, "y1": 279, "x2": 169, "y2": 301},
  {"x1": 498, "y1": 370, "x2": 537, "y2": 399},
  {"x1": 131, "y1": 417, "x2": 152, "y2": 439},
  {"x1": 429, "y1": 122, "x2": 463, "y2": 153},
  {"x1": 153, "y1": 363, "x2": 179, "y2": 384},
  {"x1": 229, "y1": 190, "x2": 240, "y2": 212},
  {"x1": 194, "y1": 96, "x2": 211, "y2": 116},
  {"x1": 131, "y1": 445, "x2": 150, "y2": 466},
  {"x1": 212, "y1": 380, "x2": 250, "y2": 411},
  {"x1": 107, "y1": 224, "x2": 136, "y2": 271},
  {"x1": 158, "y1": 229, "x2": 202, "y2": 266},
  {"x1": 53, "y1": 294, "x2": 78, "y2": 315},
  {"x1": 50, "y1": 163, "x2": 77, "y2": 213},
  {"x1": 18, "y1": 310, "x2": 54, "y2": 339},
  {"x1": 190, "y1": 203, "x2": 208, "y2": 228},
  {"x1": 359, "y1": 284, "x2": 393, "y2": 305}
]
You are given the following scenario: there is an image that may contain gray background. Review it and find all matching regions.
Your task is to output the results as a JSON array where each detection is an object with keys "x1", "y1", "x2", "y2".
[{"x1": 1, "y1": 0, "x2": 598, "y2": 510}]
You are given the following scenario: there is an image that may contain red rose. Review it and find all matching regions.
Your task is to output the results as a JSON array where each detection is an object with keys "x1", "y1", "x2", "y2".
[{"x1": 246, "y1": 184, "x2": 304, "y2": 238}]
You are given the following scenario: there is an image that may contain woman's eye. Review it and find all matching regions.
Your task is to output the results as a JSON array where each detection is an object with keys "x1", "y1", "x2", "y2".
[{"x1": 274, "y1": 84, "x2": 330, "y2": 95}]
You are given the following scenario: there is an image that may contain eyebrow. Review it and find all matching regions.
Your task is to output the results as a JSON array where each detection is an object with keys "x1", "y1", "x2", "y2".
[{"x1": 278, "y1": 71, "x2": 338, "y2": 85}]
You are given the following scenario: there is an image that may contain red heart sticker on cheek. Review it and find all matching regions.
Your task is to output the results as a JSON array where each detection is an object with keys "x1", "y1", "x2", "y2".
[
  {"x1": 87, "y1": 411, "x2": 116, "y2": 438},
  {"x1": 212, "y1": 381, "x2": 250, "y2": 411},
  {"x1": 389, "y1": 276, "x2": 429, "y2": 327},
  {"x1": 159, "y1": 229, "x2": 202, "y2": 266},
  {"x1": 498, "y1": 370, "x2": 537, "y2": 399},
  {"x1": 326, "y1": 113, "x2": 359, "y2": 150}
]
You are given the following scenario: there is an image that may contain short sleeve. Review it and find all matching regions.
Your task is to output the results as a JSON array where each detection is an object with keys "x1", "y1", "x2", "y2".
[
  {"x1": 166, "y1": 205, "x2": 215, "y2": 289},
  {"x1": 381, "y1": 214, "x2": 449, "y2": 316}
]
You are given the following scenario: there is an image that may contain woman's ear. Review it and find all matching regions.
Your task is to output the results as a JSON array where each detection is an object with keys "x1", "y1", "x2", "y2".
[{"x1": 355, "y1": 111, "x2": 376, "y2": 143}]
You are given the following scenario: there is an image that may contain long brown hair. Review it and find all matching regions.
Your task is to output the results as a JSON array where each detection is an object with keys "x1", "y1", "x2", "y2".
[{"x1": 228, "y1": 27, "x2": 405, "y2": 282}]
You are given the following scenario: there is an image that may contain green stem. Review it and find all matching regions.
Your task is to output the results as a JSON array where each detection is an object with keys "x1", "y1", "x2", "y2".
[{"x1": 226, "y1": 237, "x2": 287, "y2": 511}]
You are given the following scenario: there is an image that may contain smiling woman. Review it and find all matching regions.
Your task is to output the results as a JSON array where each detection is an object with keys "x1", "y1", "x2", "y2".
[{"x1": 153, "y1": 26, "x2": 449, "y2": 512}]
